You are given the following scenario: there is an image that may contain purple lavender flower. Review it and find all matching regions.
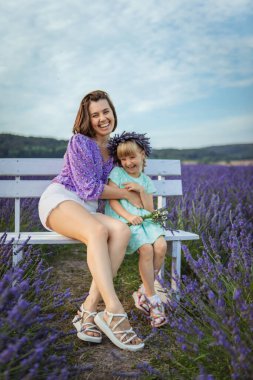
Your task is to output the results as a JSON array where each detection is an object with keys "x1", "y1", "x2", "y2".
[{"x1": 0, "y1": 239, "x2": 81, "y2": 378}]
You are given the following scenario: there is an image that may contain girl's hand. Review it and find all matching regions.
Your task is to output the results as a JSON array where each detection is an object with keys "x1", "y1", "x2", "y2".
[
  {"x1": 123, "y1": 182, "x2": 144, "y2": 192},
  {"x1": 127, "y1": 214, "x2": 143, "y2": 225},
  {"x1": 126, "y1": 191, "x2": 143, "y2": 208}
]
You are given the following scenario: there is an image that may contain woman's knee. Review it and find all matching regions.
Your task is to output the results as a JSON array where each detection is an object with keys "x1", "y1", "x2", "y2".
[
  {"x1": 112, "y1": 220, "x2": 131, "y2": 240},
  {"x1": 87, "y1": 222, "x2": 109, "y2": 242}
]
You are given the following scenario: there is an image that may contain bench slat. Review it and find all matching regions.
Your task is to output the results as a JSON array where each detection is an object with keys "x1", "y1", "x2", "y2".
[
  {"x1": 0, "y1": 180, "x2": 51, "y2": 197},
  {"x1": 1, "y1": 230, "x2": 199, "y2": 244},
  {"x1": 0, "y1": 179, "x2": 182, "y2": 197},
  {"x1": 0, "y1": 158, "x2": 181, "y2": 176},
  {"x1": 146, "y1": 160, "x2": 181, "y2": 175},
  {"x1": 0, "y1": 158, "x2": 64, "y2": 176}
]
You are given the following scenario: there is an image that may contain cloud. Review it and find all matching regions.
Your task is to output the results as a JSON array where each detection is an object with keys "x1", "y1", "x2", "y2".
[
  {"x1": 0, "y1": 0, "x2": 252, "y2": 145},
  {"x1": 149, "y1": 114, "x2": 253, "y2": 148}
]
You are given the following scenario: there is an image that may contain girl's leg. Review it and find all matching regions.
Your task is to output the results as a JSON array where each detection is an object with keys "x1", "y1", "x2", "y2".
[
  {"x1": 153, "y1": 236, "x2": 167, "y2": 274},
  {"x1": 138, "y1": 244, "x2": 155, "y2": 297},
  {"x1": 47, "y1": 201, "x2": 140, "y2": 345},
  {"x1": 137, "y1": 243, "x2": 167, "y2": 328}
]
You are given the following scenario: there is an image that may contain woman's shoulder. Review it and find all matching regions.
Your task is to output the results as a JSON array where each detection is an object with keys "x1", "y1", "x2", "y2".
[
  {"x1": 70, "y1": 133, "x2": 93, "y2": 145},
  {"x1": 69, "y1": 134, "x2": 98, "y2": 152}
]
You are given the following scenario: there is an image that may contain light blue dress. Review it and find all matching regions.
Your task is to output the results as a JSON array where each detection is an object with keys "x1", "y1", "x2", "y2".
[{"x1": 105, "y1": 167, "x2": 165, "y2": 255}]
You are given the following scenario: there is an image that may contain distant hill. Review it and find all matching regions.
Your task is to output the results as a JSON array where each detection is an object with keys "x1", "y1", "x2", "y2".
[
  {"x1": 0, "y1": 133, "x2": 252, "y2": 163},
  {"x1": 0, "y1": 134, "x2": 67, "y2": 158},
  {"x1": 150, "y1": 144, "x2": 253, "y2": 163}
]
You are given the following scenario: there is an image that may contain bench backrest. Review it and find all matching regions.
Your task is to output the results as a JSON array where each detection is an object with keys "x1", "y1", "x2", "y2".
[{"x1": 0, "y1": 158, "x2": 182, "y2": 232}]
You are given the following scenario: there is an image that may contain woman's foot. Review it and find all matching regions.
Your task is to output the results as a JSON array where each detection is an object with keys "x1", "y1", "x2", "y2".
[
  {"x1": 94, "y1": 309, "x2": 144, "y2": 351},
  {"x1": 72, "y1": 304, "x2": 102, "y2": 343}
]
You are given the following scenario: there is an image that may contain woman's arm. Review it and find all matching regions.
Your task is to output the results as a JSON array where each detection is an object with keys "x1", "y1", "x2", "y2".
[
  {"x1": 123, "y1": 182, "x2": 154, "y2": 212},
  {"x1": 100, "y1": 184, "x2": 143, "y2": 208}
]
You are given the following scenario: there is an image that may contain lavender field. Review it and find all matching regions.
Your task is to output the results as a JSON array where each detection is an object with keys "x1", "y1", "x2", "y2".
[{"x1": 0, "y1": 164, "x2": 253, "y2": 379}]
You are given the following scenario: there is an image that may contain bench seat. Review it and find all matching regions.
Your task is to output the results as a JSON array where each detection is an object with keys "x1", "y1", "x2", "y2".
[{"x1": 2, "y1": 230, "x2": 199, "y2": 245}]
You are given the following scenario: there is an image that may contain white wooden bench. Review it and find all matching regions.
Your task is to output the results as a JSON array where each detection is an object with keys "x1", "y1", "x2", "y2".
[{"x1": 0, "y1": 158, "x2": 199, "y2": 294}]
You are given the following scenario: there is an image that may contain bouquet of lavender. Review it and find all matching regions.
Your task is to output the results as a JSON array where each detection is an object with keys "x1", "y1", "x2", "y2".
[{"x1": 127, "y1": 207, "x2": 176, "y2": 232}]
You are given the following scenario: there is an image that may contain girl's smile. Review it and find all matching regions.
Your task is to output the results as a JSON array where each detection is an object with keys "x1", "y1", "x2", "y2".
[{"x1": 120, "y1": 151, "x2": 145, "y2": 178}]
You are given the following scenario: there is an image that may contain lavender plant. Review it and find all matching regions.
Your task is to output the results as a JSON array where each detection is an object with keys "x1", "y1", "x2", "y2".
[
  {"x1": 1, "y1": 164, "x2": 252, "y2": 379},
  {"x1": 157, "y1": 219, "x2": 253, "y2": 379},
  {"x1": 0, "y1": 235, "x2": 80, "y2": 379},
  {"x1": 139, "y1": 165, "x2": 253, "y2": 379}
]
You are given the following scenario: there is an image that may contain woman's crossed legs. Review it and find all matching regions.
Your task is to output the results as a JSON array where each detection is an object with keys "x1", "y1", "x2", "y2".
[{"x1": 47, "y1": 200, "x2": 142, "y2": 347}]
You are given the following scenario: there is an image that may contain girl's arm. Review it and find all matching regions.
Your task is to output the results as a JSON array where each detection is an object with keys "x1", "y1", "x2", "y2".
[
  {"x1": 123, "y1": 182, "x2": 154, "y2": 212},
  {"x1": 108, "y1": 181, "x2": 143, "y2": 225}
]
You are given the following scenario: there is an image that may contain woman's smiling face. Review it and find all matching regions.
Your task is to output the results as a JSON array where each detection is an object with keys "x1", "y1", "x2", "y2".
[{"x1": 89, "y1": 99, "x2": 115, "y2": 138}]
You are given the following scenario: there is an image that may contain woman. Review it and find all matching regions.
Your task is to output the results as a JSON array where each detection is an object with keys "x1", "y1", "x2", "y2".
[{"x1": 38, "y1": 90, "x2": 144, "y2": 351}]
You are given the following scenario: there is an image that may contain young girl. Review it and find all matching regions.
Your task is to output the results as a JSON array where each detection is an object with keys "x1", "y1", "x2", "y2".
[{"x1": 105, "y1": 132, "x2": 168, "y2": 328}]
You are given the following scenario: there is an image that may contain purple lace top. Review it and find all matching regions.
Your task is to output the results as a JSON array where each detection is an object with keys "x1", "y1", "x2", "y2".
[{"x1": 53, "y1": 134, "x2": 114, "y2": 200}]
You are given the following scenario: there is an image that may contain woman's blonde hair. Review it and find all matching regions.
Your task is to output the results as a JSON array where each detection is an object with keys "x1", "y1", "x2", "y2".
[
  {"x1": 72, "y1": 90, "x2": 117, "y2": 137},
  {"x1": 117, "y1": 140, "x2": 146, "y2": 171}
]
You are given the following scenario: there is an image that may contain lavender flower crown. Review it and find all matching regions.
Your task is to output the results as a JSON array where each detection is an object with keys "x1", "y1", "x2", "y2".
[{"x1": 107, "y1": 131, "x2": 152, "y2": 161}]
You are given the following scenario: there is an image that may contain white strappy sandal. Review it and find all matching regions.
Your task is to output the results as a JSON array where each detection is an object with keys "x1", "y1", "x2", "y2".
[
  {"x1": 94, "y1": 310, "x2": 144, "y2": 351},
  {"x1": 72, "y1": 305, "x2": 102, "y2": 344},
  {"x1": 149, "y1": 297, "x2": 168, "y2": 328},
  {"x1": 132, "y1": 289, "x2": 150, "y2": 315}
]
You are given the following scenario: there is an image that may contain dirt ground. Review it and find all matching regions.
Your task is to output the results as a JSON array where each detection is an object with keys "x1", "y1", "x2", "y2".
[{"x1": 49, "y1": 247, "x2": 163, "y2": 380}]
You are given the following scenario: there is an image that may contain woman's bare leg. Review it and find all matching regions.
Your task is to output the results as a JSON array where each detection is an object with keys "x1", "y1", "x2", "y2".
[
  {"x1": 47, "y1": 201, "x2": 140, "y2": 345},
  {"x1": 86, "y1": 213, "x2": 131, "y2": 308},
  {"x1": 47, "y1": 201, "x2": 125, "y2": 309}
]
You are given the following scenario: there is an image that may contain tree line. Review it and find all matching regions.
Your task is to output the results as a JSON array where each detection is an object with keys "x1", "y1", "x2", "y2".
[{"x1": 0, "y1": 133, "x2": 252, "y2": 163}]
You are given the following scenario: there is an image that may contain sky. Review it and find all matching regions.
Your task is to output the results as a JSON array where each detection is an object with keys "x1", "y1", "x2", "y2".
[{"x1": 0, "y1": 0, "x2": 253, "y2": 149}]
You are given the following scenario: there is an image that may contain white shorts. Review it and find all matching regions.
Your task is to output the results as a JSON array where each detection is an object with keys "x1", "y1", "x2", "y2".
[{"x1": 38, "y1": 183, "x2": 98, "y2": 231}]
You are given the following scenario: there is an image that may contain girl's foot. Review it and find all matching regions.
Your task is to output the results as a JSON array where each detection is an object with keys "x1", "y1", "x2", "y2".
[
  {"x1": 132, "y1": 288, "x2": 150, "y2": 315},
  {"x1": 148, "y1": 294, "x2": 167, "y2": 328}
]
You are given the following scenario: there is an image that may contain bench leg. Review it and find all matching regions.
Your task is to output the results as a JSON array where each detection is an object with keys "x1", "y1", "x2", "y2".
[
  {"x1": 171, "y1": 241, "x2": 181, "y2": 299},
  {"x1": 12, "y1": 245, "x2": 23, "y2": 266}
]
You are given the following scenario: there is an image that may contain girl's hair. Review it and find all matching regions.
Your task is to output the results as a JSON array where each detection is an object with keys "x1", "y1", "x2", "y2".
[
  {"x1": 72, "y1": 90, "x2": 117, "y2": 137},
  {"x1": 117, "y1": 140, "x2": 146, "y2": 171}
]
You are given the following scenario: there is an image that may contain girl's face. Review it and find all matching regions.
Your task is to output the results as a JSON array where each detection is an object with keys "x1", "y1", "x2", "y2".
[
  {"x1": 89, "y1": 99, "x2": 115, "y2": 139},
  {"x1": 120, "y1": 150, "x2": 145, "y2": 177}
]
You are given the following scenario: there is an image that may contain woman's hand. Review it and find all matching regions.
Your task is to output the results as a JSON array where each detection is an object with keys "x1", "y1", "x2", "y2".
[
  {"x1": 126, "y1": 214, "x2": 143, "y2": 225},
  {"x1": 123, "y1": 182, "x2": 144, "y2": 193},
  {"x1": 126, "y1": 191, "x2": 143, "y2": 208}
]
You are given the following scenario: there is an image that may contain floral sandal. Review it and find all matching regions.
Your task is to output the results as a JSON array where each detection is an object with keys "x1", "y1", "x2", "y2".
[
  {"x1": 94, "y1": 310, "x2": 144, "y2": 351},
  {"x1": 149, "y1": 297, "x2": 168, "y2": 328},
  {"x1": 72, "y1": 304, "x2": 102, "y2": 343},
  {"x1": 132, "y1": 289, "x2": 150, "y2": 315}
]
